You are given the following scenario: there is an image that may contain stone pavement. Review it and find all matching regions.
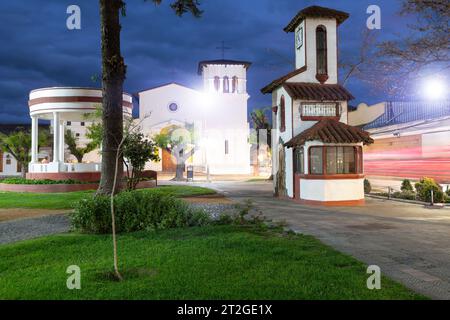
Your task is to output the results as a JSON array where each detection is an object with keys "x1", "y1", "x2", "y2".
[{"x1": 163, "y1": 180, "x2": 450, "y2": 299}]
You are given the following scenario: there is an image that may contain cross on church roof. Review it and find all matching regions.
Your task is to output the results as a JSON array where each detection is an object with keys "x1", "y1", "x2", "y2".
[{"x1": 216, "y1": 41, "x2": 231, "y2": 59}]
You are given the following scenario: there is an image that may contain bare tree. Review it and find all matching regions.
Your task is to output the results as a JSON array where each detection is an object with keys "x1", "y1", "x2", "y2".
[
  {"x1": 339, "y1": 30, "x2": 378, "y2": 87},
  {"x1": 360, "y1": 0, "x2": 449, "y2": 98}
]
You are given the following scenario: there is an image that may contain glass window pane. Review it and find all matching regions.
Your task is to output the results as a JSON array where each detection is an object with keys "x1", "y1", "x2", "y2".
[
  {"x1": 310, "y1": 147, "x2": 323, "y2": 174},
  {"x1": 344, "y1": 147, "x2": 356, "y2": 173},
  {"x1": 326, "y1": 147, "x2": 337, "y2": 174},
  {"x1": 294, "y1": 148, "x2": 304, "y2": 174},
  {"x1": 337, "y1": 147, "x2": 345, "y2": 173}
]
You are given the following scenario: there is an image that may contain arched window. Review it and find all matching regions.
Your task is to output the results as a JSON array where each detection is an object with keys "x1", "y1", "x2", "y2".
[
  {"x1": 316, "y1": 26, "x2": 328, "y2": 81},
  {"x1": 214, "y1": 76, "x2": 220, "y2": 92},
  {"x1": 232, "y1": 76, "x2": 238, "y2": 93},
  {"x1": 280, "y1": 95, "x2": 286, "y2": 132},
  {"x1": 223, "y1": 76, "x2": 230, "y2": 93}
]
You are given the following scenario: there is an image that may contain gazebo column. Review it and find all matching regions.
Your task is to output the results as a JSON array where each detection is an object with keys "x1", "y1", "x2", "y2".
[
  {"x1": 59, "y1": 121, "x2": 65, "y2": 163},
  {"x1": 30, "y1": 116, "x2": 38, "y2": 164},
  {"x1": 52, "y1": 112, "x2": 60, "y2": 163}
]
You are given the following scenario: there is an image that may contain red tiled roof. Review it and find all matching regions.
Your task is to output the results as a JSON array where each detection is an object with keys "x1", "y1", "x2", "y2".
[
  {"x1": 198, "y1": 60, "x2": 252, "y2": 75},
  {"x1": 260, "y1": 66, "x2": 307, "y2": 94},
  {"x1": 285, "y1": 119, "x2": 374, "y2": 148},
  {"x1": 283, "y1": 82, "x2": 354, "y2": 101},
  {"x1": 284, "y1": 6, "x2": 350, "y2": 32}
]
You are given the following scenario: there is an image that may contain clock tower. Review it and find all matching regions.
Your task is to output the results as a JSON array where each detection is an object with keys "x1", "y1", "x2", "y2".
[{"x1": 285, "y1": 6, "x2": 349, "y2": 84}]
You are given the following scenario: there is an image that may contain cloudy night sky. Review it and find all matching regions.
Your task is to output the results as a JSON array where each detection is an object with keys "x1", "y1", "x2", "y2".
[{"x1": 0, "y1": 0, "x2": 412, "y2": 124}]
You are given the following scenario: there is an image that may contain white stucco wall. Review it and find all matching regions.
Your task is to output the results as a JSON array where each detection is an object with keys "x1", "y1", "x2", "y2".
[
  {"x1": 201, "y1": 64, "x2": 248, "y2": 94},
  {"x1": 295, "y1": 21, "x2": 306, "y2": 70},
  {"x1": 300, "y1": 179, "x2": 364, "y2": 201},
  {"x1": 0, "y1": 152, "x2": 21, "y2": 176},
  {"x1": 291, "y1": 17, "x2": 339, "y2": 84},
  {"x1": 139, "y1": 83, "x2": 251, "y2": 174}
]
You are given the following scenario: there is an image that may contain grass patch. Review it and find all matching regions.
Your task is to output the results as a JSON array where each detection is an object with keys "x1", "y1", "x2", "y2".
[
  {"x1": 0, "y1": 225, "x2": 425, "y2": 300},
  {"x1": 0, "y1": 191, "x2": 93, "y2": 210},
  {"x1": 0, "y1": 186, "x2": 216, "y2": 210}
]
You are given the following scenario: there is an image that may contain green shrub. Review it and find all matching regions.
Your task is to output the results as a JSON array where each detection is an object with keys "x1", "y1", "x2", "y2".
[
  {"x1": 70, "y1": 190, "x2": 211, "y2": 234},
  {"x1": 1, "y1": 177, "x2": 86, "y2": 185},
  {"x1": 364, "y1": 179, "x2": 372, "y2": 194},
  {"x1": 414, "y1": 177, "x2": 444, "y2": 203},
  {"x1": 400, "y1": 179, "x2": 414, "y2": 192},
  {"x1": 392, "y1": 191, "x2": 416, "y2": 201}
]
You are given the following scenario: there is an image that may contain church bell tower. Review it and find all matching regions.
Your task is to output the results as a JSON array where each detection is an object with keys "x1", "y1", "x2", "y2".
[{"x1": 197, "y1": 60, "x2": 251, "y2": 95}]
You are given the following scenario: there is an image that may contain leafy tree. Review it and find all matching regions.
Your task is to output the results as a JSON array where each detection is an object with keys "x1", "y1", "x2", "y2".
[
  {"x1": 401, "y1": 179, "x2": 414, "y2": 192},
  {"x1": 154, "y1": 124, "x2": 199, "y2": 181},
  {"x1": 65, "y1": 129, "x2": 97, "y2": 163},
  {"x1": 0, "y1": 128, "x2": 50, "y2": 178},
  {"x1": 415, "y1": 177, "x2": 444, "y2": 203},
  {"x1": 97, "y1": 0, "x2": 202, "y2": 196},
  {"x1": 122, "y1": 131, "x2": 159, "y2": 190}
]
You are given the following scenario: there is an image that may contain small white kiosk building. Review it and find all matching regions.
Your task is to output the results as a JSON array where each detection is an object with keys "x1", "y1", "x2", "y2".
[
  {"x1": 262, "y1": 6, "x2": 373, "y2": 205},
  {"x1": 27, "y1": 87, "x2": 132, "y2": 181}
]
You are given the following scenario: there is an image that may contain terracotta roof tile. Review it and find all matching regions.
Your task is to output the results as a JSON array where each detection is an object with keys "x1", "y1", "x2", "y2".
[
  {"x1": 260, "y1": 66, "x2": 307, "y2": 94},
  {"x1": 284, "y1": 6, "x2": 350, "y2": 32},
  {"x1": 285, "y1": 119, "x2": 374, "y2": 147},
  {"x1": 283, "y1": 82, "x2": 354, "y2": 101}
]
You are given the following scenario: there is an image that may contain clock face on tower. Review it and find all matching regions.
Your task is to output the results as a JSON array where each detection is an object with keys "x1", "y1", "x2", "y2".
[{"x1": 296, "y1": 27, "x2": 303, "y2": 49}]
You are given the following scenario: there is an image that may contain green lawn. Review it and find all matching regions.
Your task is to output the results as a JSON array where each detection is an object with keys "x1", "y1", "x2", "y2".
[
  {"x1": 0, "y1": 225, "x2": 424, "y2": 300},
  {"x1": 0, "y1": 186, "x2": 216, "y2": 210}
]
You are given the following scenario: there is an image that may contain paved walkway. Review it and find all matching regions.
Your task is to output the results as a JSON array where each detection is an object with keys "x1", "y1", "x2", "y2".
[
  {"x1": 0, "y1": 214, "x2": 70, "y2": 245},
  {"x1": 163, "y1": 180, "x2": 450, "y2": 299}
]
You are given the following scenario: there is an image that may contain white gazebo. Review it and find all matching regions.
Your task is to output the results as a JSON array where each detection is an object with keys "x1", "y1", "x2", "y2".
[{"x1": 28, "y1": 87, "x2": 132, "y2": 179}]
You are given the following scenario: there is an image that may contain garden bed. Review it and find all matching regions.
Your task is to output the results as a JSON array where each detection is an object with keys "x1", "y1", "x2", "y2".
[
  {"x1": 0, "y1": 182, "x2": 98, "y2": 193},
  {"x1": 0, "y1": 180, "x2": 156, "y2": 193}
]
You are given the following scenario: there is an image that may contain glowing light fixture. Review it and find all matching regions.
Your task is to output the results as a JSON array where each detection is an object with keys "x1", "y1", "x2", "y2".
[{"x1": 423, "y1": 78, "x2": 447, "y2": 100}]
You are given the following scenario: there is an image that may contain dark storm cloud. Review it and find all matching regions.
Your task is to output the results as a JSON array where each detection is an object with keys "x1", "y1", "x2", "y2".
[{"x1": 0, "y1": 0, "x2": 405, "y2": 124}]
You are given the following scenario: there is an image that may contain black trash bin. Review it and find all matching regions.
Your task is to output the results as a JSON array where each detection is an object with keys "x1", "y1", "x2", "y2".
[{"x1": 187, "y1": 165, "x2": 194, "y2": 182}]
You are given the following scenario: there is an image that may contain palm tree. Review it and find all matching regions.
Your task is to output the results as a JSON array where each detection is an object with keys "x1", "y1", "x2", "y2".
[{"x1": 97, "y1": 0, "x2": 202, "y2": 196}]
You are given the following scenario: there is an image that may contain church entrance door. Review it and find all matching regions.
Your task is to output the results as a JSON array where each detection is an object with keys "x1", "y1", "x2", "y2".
[{"x1": 162, "y1": 149, "x2": 177, "y2": 172}]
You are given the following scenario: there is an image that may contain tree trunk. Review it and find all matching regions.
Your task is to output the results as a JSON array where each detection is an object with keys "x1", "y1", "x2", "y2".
[
  {"x1": 173, "y1": 163, "x2": 186, "y2": 181},
  {"x1": 97, "y1": 0, "x2": 126, "y2": 195},
  {"x1": 76, "y1": 155, "x2": 84, "y2": 163},
  {"x1": 255, "y1": 129, "x2": 260, "y2": 176},
  {"x1": 20, "y1": 163, "x2": 27, "y2": 179}
]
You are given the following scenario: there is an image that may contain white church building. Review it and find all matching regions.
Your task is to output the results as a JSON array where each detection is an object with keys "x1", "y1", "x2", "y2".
[
  {"x1": 262, "y1": 6, "x2": 373, "y2": 205},
  {"x1": 138, "y1": 59, "x2": 252, "y2": 175}
]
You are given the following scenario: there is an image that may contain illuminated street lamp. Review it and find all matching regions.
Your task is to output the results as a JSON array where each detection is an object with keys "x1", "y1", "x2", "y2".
[{"x1": 422, "y1": 78, "x2": 447, "y2": 100}]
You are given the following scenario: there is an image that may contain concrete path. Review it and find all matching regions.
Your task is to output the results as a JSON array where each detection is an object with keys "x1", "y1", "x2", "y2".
[
  {"x1": 163, "y1": 180, "x2": 450, "y2": 299},
  {"x1": 0, "y1": 214, "x2": 70, "y2": 245}
]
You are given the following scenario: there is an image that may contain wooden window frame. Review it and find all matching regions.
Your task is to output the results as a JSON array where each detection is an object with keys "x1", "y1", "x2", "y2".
[
  {"x1": 300, "y1": 102, "x2": 340, "y2": 121},
  {"x1": 280, "y1": 95, "x2": 286, "y2": 132},
  {"x1": 293, "y1": 147, "x2": 304, "y2": 174},
  {"x1": 315, "y1": 25, "x2": 328, "y2": 83},
  {"x1": 308, "y1": 146, "x2": 363, "y2": 177},
  {"x1": 225, "y1": 140, "x2": 229, "y2": 155}
]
